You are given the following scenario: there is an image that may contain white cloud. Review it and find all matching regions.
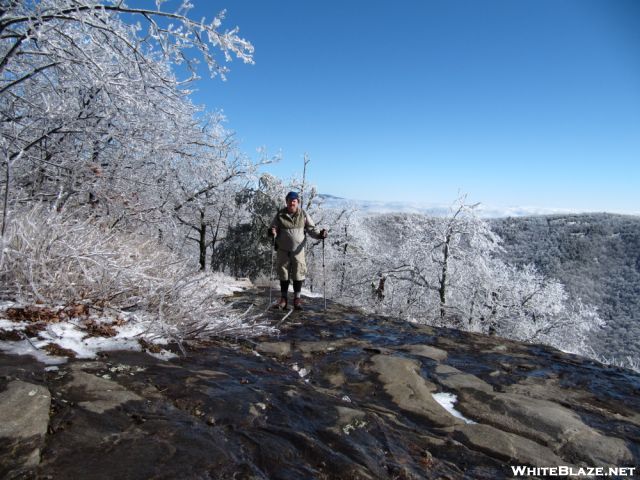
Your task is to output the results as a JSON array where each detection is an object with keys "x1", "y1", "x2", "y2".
[{"x1": 319, "y1": 194, "x2": 602, "y2": 218}]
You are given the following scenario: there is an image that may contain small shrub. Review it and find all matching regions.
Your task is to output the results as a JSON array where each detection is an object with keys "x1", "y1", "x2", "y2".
[{"x1": 1, "y1": 207, "x2": 276, "y2": 342}]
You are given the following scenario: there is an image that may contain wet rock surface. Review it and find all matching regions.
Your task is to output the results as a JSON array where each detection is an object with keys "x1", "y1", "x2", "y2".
[
  {"x1": 1, "y1": 290, "x2": 639, "y2": 479},
  {"x1": 0, "y1": 380, "x2": 51, "y2": 476}
]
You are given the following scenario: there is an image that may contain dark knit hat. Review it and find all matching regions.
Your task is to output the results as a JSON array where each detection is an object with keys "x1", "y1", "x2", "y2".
[{"x1": 285, "y1": 191, "x2": 299, "y2": 201}]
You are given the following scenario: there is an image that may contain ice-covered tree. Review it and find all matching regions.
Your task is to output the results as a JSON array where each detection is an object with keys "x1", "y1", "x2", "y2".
[
  {"x1": 1, "y1": 0, "x2": 254, "y2": 235},
  {"x1": 167, "y1": 114, "x2": 270, "y2": 270},
  {"x1": 321, "y1": 197, "x2": 604, "y2": 356},
  {"x1": 351, "y1": 198, "x2": 501, "y2": 322},
  {"x1": 0, "y1": 1, "x2": 277, "y2": 339},
  {"x1": 212, "y1": 172, "x2": 284, "y2": 277}
]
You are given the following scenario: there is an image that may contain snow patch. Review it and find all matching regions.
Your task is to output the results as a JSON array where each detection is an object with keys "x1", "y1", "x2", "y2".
[
  {"x1": 206, "y1": 274, "x2": 253, "y2": 296},
  {"x1": 301, "y1": 288, "x2": 323, "y2": 299},
  {"x1": 35, "y1": 321, "x2": 143, "y2": 358},
  {"x1": 291, "y1": 363, "x2": 310, "y2": 378},
  {"x1": 432, "y1": 392, "x2": 476, "y2": 424},
  {"x1": 0, "y1": 306, "x2": 173, "y2": 363},
  {"x1": 0, "y1": 318, "x2": 28, "y2": 330},
  {"x1": 0, "y1": 340, "x2": 67, "y2": 365},
  {"x1": 147, "y1": 349, "x2": 179, "y2": 361}
]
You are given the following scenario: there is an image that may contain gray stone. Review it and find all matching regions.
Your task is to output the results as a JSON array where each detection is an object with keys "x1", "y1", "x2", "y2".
[
  {"x1": 191, "y1": 369, "x2": 230, "y2": 380},
  {"x1": 434, "y1": 364, "x2": 494, "y2": 394},
  {"x1": 435, "y1": 337, "x2": 462, "y2": 350},
  {"x1": 325, "y1": 370, "x2": 346, "y2": 387},
  {"x1": 408, "y1": 324, "x2": 436, "y2": 335},
  {"x1": 560, "y1": 430, "x2": 633, "y2": 467},
  {"x1": 249, "y1": 402, "x2": 268, "y2": 417},
  {"x1": 70, "y1": 370, "x2": 142, "y2": 414},
  {"x1": 402, "y1": 344, "x2": 448, "y2": 361},
  {"x1": 0, "y1": 380, "x2": 51, "y2": 471},
  {"x1": 488, "y1": 344, "x2": 509, "y2": 352},
  {"x1": 334, "y1": 406, "x2": 368, "y2": 436},
  {"x1": 454, "y1": 423, "x2": 565, "y2": 466},
  {"x1": 72, "y1": 361, "x2": 106, "y2": 371},
  {"x1": 458, "y1": 389, "x2": 633, "y2": 466},
  {"x1": 503, "y1": 377, "x2": 580, "y2": 404},
  {"x1": 370, "y1": 354, "x2": 461, "y2": 427},
  {"x1": 256, "y1": 341, "x2": 292, "y2": 357},
  {"x1": 297, "y1": 339, "x2": 360, "y2": 354},
  {"x1": 459, "y1": 390, "x2": 580, "y2": 444},
  {"x1": 335, "y1": 406, "x2": 366, "y2": 428}
]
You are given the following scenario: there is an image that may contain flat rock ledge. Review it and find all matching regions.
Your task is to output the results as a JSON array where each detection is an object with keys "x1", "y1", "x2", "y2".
[
  {"x1": 1, "y1": 293, "x2": 639, "y2": 479},
  {"x1": 0, "y1": 380, "x2": 51, "y2": 478}
]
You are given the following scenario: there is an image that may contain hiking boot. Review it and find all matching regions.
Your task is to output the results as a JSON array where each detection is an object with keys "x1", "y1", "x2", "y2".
[
  {"x1": 272, "y1": 297, "x2": 287, "y2": 310},
  {"x1": 293, "y1": 297, "x2": 303, "y2": 311}
]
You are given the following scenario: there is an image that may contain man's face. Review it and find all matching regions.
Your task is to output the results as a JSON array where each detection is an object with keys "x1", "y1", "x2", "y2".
[{"x1": 286, "y1": 197, "x2": 299, "y2": 213}]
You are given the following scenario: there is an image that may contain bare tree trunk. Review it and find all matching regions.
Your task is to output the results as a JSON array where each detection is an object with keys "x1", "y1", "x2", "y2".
[
  {"x1": 0, "y1": 158, "x2": 10, "y2": 271},
  {"x1": 1, "y1": 154, "x2": 10, "y2": 238},
  {"x1": 198, "y1": 210, "x2": 207, "y2": 271},
  {"x1": 439, "y1": 233, "x2": 451, "y2": 318},
  {"x1": 209, "y1": 209, "x2": 224, "y2": 270}
]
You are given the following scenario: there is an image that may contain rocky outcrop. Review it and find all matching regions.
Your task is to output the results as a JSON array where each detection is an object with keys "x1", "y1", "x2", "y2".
[
  {"x1": 370, "y1": 354, "x2": 462, "y2": 428},
  {"x1": 67, "y1": 363, "x2": 143, "y2": 414},
  {"x1": 453, "y1": 423, "x2": 565, "y2": 466},
  {"x1": 457, "y1": 388, "x2": 633, "y2": 466},
  {"x1": 0, "y1": 380, "x2": 51, "y2": 478},
  {"x1": 0, "y1": 291, "x2": 638, "y2": 479}
]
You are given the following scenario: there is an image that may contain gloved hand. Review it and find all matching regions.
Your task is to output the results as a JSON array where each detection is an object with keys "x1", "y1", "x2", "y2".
[
  {"x1": 320, "y1": 229, "x2": 328, "y2": 239},
  {"x1": 268, "y1": 227, "x2": 277, "y2": 237}
]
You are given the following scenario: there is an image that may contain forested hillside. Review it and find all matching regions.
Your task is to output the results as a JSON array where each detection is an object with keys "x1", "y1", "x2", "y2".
[
  {"x1": 311, "y1": 203, "x2": 605, "y2": 361},
  {"x1": 491, "y1": 214, "x2": 640, "y2": 364}
]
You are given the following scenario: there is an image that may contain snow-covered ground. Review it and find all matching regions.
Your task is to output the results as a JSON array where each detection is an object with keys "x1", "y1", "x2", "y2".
[
  {"x1": 0, "y1": 315, "x2": 178, "y2": 364},
  {"x1": 0, "y1": 275, "x2": 255, "y2": 365}
]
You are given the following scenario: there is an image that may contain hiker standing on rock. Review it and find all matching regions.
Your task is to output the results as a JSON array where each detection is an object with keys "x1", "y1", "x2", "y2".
[{"x1": 269, "y1": 191, "x2": 327, "y2": 311}]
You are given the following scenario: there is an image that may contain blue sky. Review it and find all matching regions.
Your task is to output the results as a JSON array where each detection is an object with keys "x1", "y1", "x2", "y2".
[{"x1": 142, "y1": 0, "x2": 639, "y2": 214}]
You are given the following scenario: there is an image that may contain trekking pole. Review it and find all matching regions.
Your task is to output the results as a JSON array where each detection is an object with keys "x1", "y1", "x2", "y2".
[
  {"x1": 322, "y1": 237, "x2": 327, "y2": 311},
  {"x1": 269, "y1": 235, "x2": 275, "y2": 307}
]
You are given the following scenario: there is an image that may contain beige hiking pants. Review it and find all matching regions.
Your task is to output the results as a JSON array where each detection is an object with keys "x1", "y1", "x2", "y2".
[{"x1": 276, "y1": 249, "x2": 307, "y2": 281}]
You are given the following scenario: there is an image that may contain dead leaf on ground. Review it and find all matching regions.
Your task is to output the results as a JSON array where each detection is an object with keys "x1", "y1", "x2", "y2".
[
  {"x1": 0, "y1": 329, "x2": 22, "y2": 341},
  {"x1": 138, "y1": 338, "x2": 162, "y2": 353},
  {"x1": 6, "y1": 304, "x2": 90, "y2": 323},
  {"x1": 43, "y1": 343, "x2": 77, "y2": 358},
  {"x1": 24, "y1": 323, "x2": 46, "y2": 337},
  {"x1": 7, "y1": 306, "x2": 61, "y2": 323},
  {"x1": 84, "y1": 320, "x2": 117, "y2": 337}
]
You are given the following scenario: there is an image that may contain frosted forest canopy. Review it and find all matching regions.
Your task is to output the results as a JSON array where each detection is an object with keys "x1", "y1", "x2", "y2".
[{"x1": 0, "y1": 1, "x2": 622, "y2": 367}]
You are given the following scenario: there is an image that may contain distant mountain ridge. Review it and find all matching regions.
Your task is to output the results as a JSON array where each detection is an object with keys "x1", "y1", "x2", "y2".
[{"x1": 318, "y1": 194, "x2": 640, "y2": 218}]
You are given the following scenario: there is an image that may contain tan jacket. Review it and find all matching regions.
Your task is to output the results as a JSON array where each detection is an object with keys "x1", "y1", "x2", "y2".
[{"x1": 271, "y1": 208, "x2": 323, "y2": 254}]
